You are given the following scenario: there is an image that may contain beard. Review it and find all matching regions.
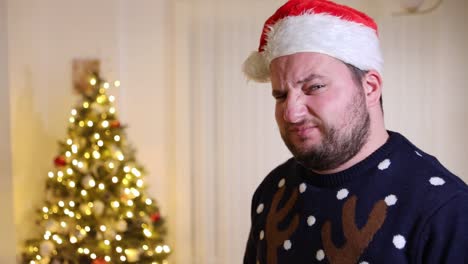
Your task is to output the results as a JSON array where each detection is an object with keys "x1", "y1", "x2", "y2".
[{"x1": 280, "y1": 88, "x2": 370, "y2": 172}]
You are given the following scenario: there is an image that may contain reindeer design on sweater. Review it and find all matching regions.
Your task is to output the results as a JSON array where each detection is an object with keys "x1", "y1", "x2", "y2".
[{"x1": 263, "y1": 182, "x2": 388, "y2": 264}]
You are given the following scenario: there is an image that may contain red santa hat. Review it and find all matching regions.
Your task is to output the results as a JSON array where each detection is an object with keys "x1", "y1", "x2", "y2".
[{"x1": 243, "y1": 0, "x2": 383, "y2": 82}]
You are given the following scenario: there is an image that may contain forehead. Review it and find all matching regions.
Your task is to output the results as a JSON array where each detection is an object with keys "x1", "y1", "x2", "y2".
[{"x1": 270, "y1": 52, "x2": 346, "y2": 83}]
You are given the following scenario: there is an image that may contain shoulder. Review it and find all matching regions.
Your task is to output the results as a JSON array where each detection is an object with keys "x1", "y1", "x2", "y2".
[
  {"x1": 249, "y1": 158, "x2": 298, "y2": 213},
  {"x1": 413, "y1": 190, "x2": 468, "y2": 263}
]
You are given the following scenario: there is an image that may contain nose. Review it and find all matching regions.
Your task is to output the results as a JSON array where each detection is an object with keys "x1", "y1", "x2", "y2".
[{"x1": 283, "y1": 94, "x2": 307, "y2": 123}]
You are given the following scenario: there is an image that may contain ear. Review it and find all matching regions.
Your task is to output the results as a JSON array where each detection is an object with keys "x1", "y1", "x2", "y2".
[{"x1": 362, "y1": 70, "x2": 382, "y2": 108}]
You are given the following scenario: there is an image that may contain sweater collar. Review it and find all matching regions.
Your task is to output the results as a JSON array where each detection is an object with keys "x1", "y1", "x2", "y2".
[{"x1": 296, "y1": 130, "x2": 403, "y2": 188}]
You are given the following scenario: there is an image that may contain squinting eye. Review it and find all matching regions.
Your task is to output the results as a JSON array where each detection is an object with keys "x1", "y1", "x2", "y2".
[{"x1": 305, "y1": 84, "x2": 326, "y2": 93}]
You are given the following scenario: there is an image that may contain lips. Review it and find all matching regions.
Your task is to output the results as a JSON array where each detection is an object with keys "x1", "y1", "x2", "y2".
[{"x1": 288, "y1": 125, "x2": 318, "y2": 137}]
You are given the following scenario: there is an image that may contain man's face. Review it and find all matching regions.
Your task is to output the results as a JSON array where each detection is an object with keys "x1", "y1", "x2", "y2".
[{"x1": 270, "y1": 52, "x2": 370, "y2": 171}]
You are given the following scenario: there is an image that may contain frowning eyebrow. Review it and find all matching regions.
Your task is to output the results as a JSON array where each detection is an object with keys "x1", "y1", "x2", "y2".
[{"x1": 297, "y1": 73, "x2": 324, "y2": 84}]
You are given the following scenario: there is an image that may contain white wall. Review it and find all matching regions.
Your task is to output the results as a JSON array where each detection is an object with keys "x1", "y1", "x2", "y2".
[
  {"x1": 5, "y1": 0, "x2": 468, "y2": 264},
  {"x1": 0, "y1": 0, "x2": 17, "y2": 263}
]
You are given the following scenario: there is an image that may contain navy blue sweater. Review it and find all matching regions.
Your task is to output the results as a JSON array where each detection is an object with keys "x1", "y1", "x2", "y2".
[{"x1": 244, "y1": 131, "x2": 468, "y2": 264}]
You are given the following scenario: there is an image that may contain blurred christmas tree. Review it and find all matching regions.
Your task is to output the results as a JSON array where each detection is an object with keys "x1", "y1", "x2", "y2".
[{"x1": 21, "y1": 73, "x2": 171, "y2": 264}]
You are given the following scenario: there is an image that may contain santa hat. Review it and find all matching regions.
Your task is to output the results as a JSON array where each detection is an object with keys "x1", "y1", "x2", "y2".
[{"x1": 243, "y1": 0, "x2": 383, "y2": 82}]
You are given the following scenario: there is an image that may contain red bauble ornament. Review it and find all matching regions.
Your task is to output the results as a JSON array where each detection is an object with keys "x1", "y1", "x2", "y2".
[
  {"x1": 150, "y1": 212, "x2": 161, "y2": 222},
  {"x1": 92, "y1": 258, "x2": 106, "y2": 264},
  {"x1": 110, "y1": 120, "x2": 121, "y2": 128},
  {"x1": 54, "y1": 156, "x2": 67, "y2": 167}
]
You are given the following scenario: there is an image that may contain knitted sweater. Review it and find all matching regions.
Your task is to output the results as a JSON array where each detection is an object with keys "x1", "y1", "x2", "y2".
[{"x1": 244, "y1": 131, "x2": 468, "y2": 264}]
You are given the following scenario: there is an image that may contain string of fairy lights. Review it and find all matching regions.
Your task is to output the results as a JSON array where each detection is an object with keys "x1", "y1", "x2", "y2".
[{"x1": 24, "y1": 76, "x2": 170, "y2": 264}]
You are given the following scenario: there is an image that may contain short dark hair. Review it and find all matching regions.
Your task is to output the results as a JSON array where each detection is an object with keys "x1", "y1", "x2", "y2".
[{"x1": 344, "y1": 63, "x2": 383, "y2": 110}]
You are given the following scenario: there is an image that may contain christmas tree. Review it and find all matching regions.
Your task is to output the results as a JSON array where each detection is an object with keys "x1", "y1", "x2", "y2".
[{"x1": 21, "y1": 73, "x2": 171, "y2": 264}]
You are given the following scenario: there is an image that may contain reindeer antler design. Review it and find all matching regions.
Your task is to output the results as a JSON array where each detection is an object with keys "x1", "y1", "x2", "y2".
[
  {"x1": 321, "y1": 195, "x2": 388, "y2": 264},
  {"x1": 265, "y1": 185, "x2": 300, "y2": 264}
]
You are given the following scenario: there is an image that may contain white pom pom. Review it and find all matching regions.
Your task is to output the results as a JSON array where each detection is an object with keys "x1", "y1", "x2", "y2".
[{"x1": 242, "y1": 51, "x2": 270, "y2": 83}]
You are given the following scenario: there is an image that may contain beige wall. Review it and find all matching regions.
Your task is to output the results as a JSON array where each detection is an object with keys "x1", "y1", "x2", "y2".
[
  {"x1": 0, "y1": 0, "x2": 17, "y2": 263},
  {"x1": 5, "y1": 0, "x2": 468, "y2": 264}
]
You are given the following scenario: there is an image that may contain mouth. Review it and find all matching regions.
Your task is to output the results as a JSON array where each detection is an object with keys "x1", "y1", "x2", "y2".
[{"x1": 288, "y1": 125, "x2": 318, "y2": 137}]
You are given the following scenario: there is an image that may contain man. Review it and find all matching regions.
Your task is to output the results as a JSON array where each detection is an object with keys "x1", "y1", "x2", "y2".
[{"x1": 242, "y1": 0, "x2": 468, "y2": 263}]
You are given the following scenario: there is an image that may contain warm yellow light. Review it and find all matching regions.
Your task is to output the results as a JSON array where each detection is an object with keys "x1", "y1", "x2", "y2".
[
  {"x1": 87, "y1": 121, "x2": 94, "y2": 127},
  {"x1": 84, "y1": 152, "x2": 91, "y2": 159},
  {"x1": 163, "y1": 245, "x2": 171, "y2": 253},
  {"x1": 142, "y1": 245, "x2": 149, "y2": 251},
  {"x1": 90, "y1": 253, "x2": 97, "y2": 259},
  {"x1": 58, "y1": 171, "x2": 64, "y2": 177},
  {"x1": 93, "y1": 133, "x2": 100, "y2": 140},
  {"x1": 116, "y1": 235, "x2": 122, "y2": 241},
  {"x1": 114, "y1": 135, "x2": 120, "y2": 142},
  {"x1": 69, "y1": 117, "x2": 75, "y2": 123},
  {"x1": 48, "y1": 171, "x2": 54, "y2": 178},
  {"x1": 79, "y1": 121, "x2": 85, "y2": 127},
  {"x1": 84, "y1": 248, "x2": 90, "y2": 254},
  {"x1": 83, "y1": 102, "x2": 90, "y2": 108},
  {"x1": 155, "y1": 246, "x2": 163, "y2": 253},
  {"x1": 108, "y1": 162, "x2": 115, "y2": 169},
  {"x1": 65, "y1": 151, "x2": 72, "y2": 157},
  {"x1": 104, "y1": 239, "x2": 110, "y2": 246},
  {"x1": 58, "y1": 201, "x2": 65, "y2": 207},
  {"x1": 90, "y1": 78, "x2": 97, "y2": 85},
  {"x1": 143, "y1": 229, "x2": 152, "y2": 237},
  {"x1": 78, "y1": 248, "x2": 84, "y2": 254},
  {"x1": 42, "y1": 207, "x2": 49, "y2": 213},
  {"x1": 71, "y1": 145, "x2": 78, "y2": 153},
  {"x1": 36, "y1": 255, "x2": 41, "y2": 260},
  {"x1": 126, "y1": 211, "x2": 133, "y2": 218},
  {"x1": 69, "y1": 201, "x2": 75, "y2": 207},
  {"x1": 93, "y1": 151, "x2": 101, "y2": 159},
  {"x1": 97, "y1": 140, "x2": 104, "y2": 147},
  {"x1": 117, "y1": 152, "x2": 124, "y2": 161},
  {"x1": 105, "y1": 256, "x2": 111, "y2": 262},
  {"x1": 111, "y1": 201, "x2": 120, "y2": 208},
  {"x1": 103, "y1": 82, "x2": 110, "y2": 89},
  {"x1": 109, "y1": 95, "x2": 115, "y2": 102},
  {"x1": 100, "y1": 225, "x2": 107, "y2": 232},
  {"x1": 112, "y1": 176, "x2": 119, "y2": 183},
  {"x1": 123, "y1": 166, "x2": 131, "y2": 173},
  {"x1": 109, "y1": 107, "x2": 116, "y2": 114},
  {"x1": 89, "y1": 179, "x2": 96, "y2": 187},
  {"x1": 67, "y1": 139, "x2": 73, "y2": 145},
  {"x1": 30, "y1": 260, "x2": 36, "y2": 264},
  {"x1": 97, "y1": 95, "x2": 106, "y2": 104},
  {"x1": 67, "y1": 168, "x2": 73, "y2": 175},
  {"x1": 131, "y1": 188, "x2": 140, "y2": 197},
  {"x1": 137, "y1": 179, "x2": 144, "y2": 188},
  {"x1": 78, "y1": 161, "x2": 84, "y2": 168},
  {"x1": 81, "y1": 190, "x2": 87, "y2": 196},
  {"x1": 116, "y1": 247, "x2": 123, "y2": 253},
  {"x1": 72, "y1": 159, "x2": 78, "y2": 166},
  {"x1": 120, "y1": 256, "x2": 126, "y2": 262},
  {"x1": 85, "y1": 226, "x2": 91, "y2": 232},
  {"x1": 124, "y1": 188, "x2": 131, "y2": 195},
  {"x1": 102, "y1": 120, "x2": 109, "y2": 128},
  {"x1": 76, "y1": 213, "x2": 82, "y2": 219},
  {"x1": 98, "y1": 183, "x2": 105, "y2": 190},
  {"x1": 127, "y1": 200, "x2": 134, "y2": 206},
  {"x1": 131, "y1": 168, "x2": 141, "y2": 177},
  {"x1": 114, "y1": 80, "x2": 121, "y2": 87},
  {"x1": 145, "y1": 199, "x2": 152, "y2": 205},
  {"x1": 69, "y1": 181, "x2": 76, "y2": 188},
  {"x1": 70, "y1": 236, "x2": 78, "y2": 244},
  {"x1": 71, "y1": 109, "x2": 77, "y2": 116},
  {"x1": 122, "y1": 179, "x2": 129, "y2": 185}
]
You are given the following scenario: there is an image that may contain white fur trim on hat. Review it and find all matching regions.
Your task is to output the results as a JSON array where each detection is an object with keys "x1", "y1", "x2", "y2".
[{"x1": 244, "y1": 12, "x2": 383, "y2": 82}]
